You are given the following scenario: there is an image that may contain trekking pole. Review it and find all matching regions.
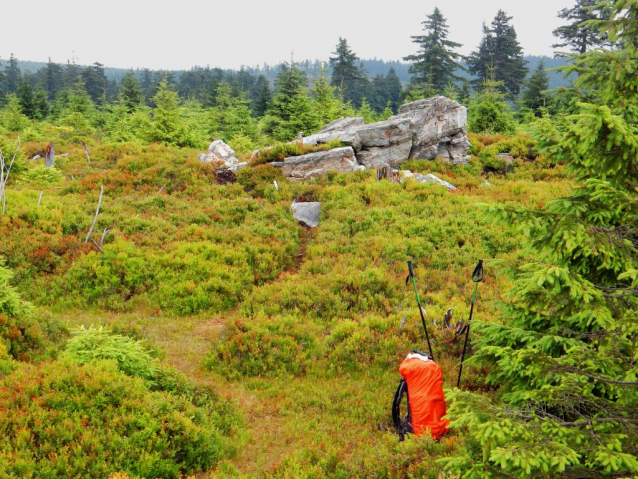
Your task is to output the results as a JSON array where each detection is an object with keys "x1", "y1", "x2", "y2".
[
  {"x1": 457, "y1": 260, "x2": 484, "y2": 389},
  {"x1": 406, "y1": 260, "x2": 434, "y2": 359}
]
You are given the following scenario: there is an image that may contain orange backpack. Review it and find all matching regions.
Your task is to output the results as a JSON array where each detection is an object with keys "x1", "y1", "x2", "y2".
[{"x1": 392, "y1": 351, "x2": 449, "y2": 440}]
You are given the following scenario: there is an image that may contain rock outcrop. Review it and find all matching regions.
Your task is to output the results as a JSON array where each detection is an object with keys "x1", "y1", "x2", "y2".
[
  {"x1": 252, "y1": 96, "x2": 471, "y2": 181},
  {"x1": 199, "y1": 140, "x2": 239, "y2": 167},
  {"x1": 395, "y1": 96, "x2": 470, "y2": 164},
  {"x1": 356, "y1": 117, "x2": 414, "y2": 168},
  {"x1": 302, "y1": 117, "x2": 364, "y2": 151},
  {"x1": 271, "y1": 146, "x2": 358, "y2": 181},
  {"x1": 296, "y1": 96, "x2": 470, "y2": 173}
]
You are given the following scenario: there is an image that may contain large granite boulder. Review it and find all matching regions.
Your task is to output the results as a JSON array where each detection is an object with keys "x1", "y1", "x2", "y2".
[
  {"x1": 355, "y1": 117, "x2": 414, "y2": 168},
  {"x1": 200, "y1": 140, "x2": 239, "y2": 167},
  {"x1": 271, "y1": 146, "x2": 358, "y2": 181},
  {"x1": 393, "y1": 96, "x2": 470, "y2": 163},
  {"x1": 302, "y1": 117, "x2": 364, "y2": 151}
]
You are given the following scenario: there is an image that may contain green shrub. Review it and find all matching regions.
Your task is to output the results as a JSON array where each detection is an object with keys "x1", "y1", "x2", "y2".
[
  {"x1": 65, "y1": 325, "x2": 159, "y2": 381},
  {"x1": 0, "y1": 259, "x2": 32, "y2": 318},
  {"x1": 206, "y1": 318, "x2": 317, "y2": 378},
  {"x1": 0, "y1": 359, "x2": 226, "y2": 478},
  {"x1": 19, "y1": 165, "x2": 65, "y2": 183}
]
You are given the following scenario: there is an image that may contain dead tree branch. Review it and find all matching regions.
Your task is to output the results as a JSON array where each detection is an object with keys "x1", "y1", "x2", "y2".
[
  {"x1": 0, "y1": 135, "x2": 21, "y2": 215},
  {"x1": 84, "y1": 185, "x2": 104, "y2": 243},
  {"x1": 83, "y1": 142, "x2": 91, "y2": 163},
  {"x1": 91, "y1": 240, "x2": 105, "y2": 253},
  {"x1": 99, "y1": 227, "x2": 109, "y2": 246}
]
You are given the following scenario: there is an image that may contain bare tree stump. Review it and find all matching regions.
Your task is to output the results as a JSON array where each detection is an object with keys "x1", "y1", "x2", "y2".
[{"x1": 45, "y1": 142, "x2": 55, "y2": 168}]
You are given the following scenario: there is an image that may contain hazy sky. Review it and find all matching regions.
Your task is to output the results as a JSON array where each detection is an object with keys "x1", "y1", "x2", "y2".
[{"x1": 2, "y1": 0, "x2": 574, "y2": 70}]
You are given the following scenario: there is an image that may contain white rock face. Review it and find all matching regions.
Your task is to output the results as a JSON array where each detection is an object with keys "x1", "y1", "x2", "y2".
[
  {"x1": 355, "y1": 117, "x2": 414, "y2": 168},
  {"x1": 271, "y1": 147, "x2": 359, "y2": 181},
  {"x1": 394, "y1": 96, "x2": 471, "y2": 163},
  {"x1": 302, "y1": 117, "x2": 364, "y2": 151},
  {"x1": 200, "y1": 140, "x2": 239, "y2": 167}
]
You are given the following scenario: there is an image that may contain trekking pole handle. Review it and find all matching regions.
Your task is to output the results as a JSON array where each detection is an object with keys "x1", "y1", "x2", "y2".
[
  {"x1": 472, "y1": 260, "x2": 484, "y2": 283},
  {"x1": 407, "y1": 260, "x2": 415, "y2": 278}
]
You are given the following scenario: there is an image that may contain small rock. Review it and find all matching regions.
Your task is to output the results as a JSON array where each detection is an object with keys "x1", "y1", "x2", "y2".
[
  {"x1": 32, "y1": 154, "x2": 42, "y2": 160},
  {"x1": 403, "y1": 171, "x2": 457, "y2": 191},
  {"x1": 228, "y1": 162, "x2": 248, "y2": 172},
  {"x1": 200, "y1": 140, "x2": 239, "y2": 167},
  {"x1": 497, "y1": 153, "x2": 515, "y2": 163},
  {"x1": 291, "y1": 201, "x2": 321, "y2": 228}
]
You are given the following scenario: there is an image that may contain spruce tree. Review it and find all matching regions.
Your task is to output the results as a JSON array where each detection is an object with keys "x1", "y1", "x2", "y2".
[
  {"x1": 385, "y1": 68, "x2": 403, "y2": 113},
  {"x1": 266, "y1": 62, "x2": 318, "y2": 141},
  {"x1": 63, "y1": 59, "x2": 82, "y2": 91},
  {"x1": 553, "y1": 0, "x2": 609, "y2": 55},
  {"x1": 82, "y1": 62, "x2": 107, "y2": 105},
  {"x1": 144, "y1": 77, "x2": 195, "y2": 147},
  {"x1": 521, "y1": 60, "x2": 551, "y2": 116},
  {"x1": 329, "y1": 38, "x2": 368, "y2": 108},
  {"x1": 403, "y1": 7, "x2": 464, "y2": 94},
  {"x1": 0, "y1": 59, "x2": 5, "y2": 104},
  {"x1": 253, "y1": 75, "x2": 272, "y2": 117},
  {"x1": 4, "y1": 54, "x2": 21, "y2": 94},
  {"x1": 443, "y1": 2, "x2": 638, "y2": 477},
  {"x1": 311, "y1": 69, "x2": 342, "y2": 126},
  {"x1": 468, "y1": 11, "x2": 528, "y2": 97},
  {"x1": 42, "y1": 58, "x2": 64, "y2": 101},
  {"x1": 119, "y1": 72, "x2": 142, "y2": 113},
  {"x1": 208, "y1": 81, "x2": 258, "y2": 141},
  {"x1": 17, "y1": 76, "x2": 48, "y2": 120}
]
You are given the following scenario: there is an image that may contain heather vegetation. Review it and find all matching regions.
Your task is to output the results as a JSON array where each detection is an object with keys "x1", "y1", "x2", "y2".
[{"x1": 0, "y1": 0, "x2": 636, "y2": 477}]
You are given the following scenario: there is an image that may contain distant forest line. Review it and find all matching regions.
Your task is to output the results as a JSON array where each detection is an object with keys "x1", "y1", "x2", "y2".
[{"x1": 1, "y1": 55, "x2": 571, "y2": 90}]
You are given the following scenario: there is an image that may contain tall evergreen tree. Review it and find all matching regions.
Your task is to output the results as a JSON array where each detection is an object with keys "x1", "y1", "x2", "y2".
[
  {"x1": 140, "y1": 68, "x2": 155, "y2": 105},
  {"x1": 329, "y1": 38, "x2": 368, "y2": 108},
  {"x1": 467, "y1": 10, "x2": 528, "y2": 97},
  {"x1": 311, "y1": 69, "x2": 342, "y2": 125},
  {"x1": 553, "y1": 0, "x2": 609, "y2": 55},
  {"x1": 4, "y1": 54, "x2": 21, "y2": 94},
  {"x1": 444, "y1": 2, "x2": 638, "y2": 477},
  {"x1": 63, "y1": 59, "x2": 82, "y2": 90},
  {"x1": 82, "y1": 62, "x2": 107, "y2": 105},
  {"x1": 17, "y1": 76, "x2": 48, "y2": 120},
  {"x1": 119, "y1": 72, "x2": 142, "y2": 113},
  {"x1": 266, "y1": 62, "x2": 318, "y2": 141},
  {"x1": 252, "y1": 75, "x2": 271, "y2": 117},
  {"x1": 521, "y1": 60, "x2": 551, "y2": 116},
  {"x1": 144, "y1": 77, "x2": 195, "y2": 147},
  {"x1": 385, "y1": 68, "x2": 403, "y2": 113},
  {"x1": 42, "y1": 58, "x2": 64, "y2": 101},
  {"x1": 0, "y1": 58, "x2": 6, "y2": 105},
  {"x1": 403, "y1": 7, "x2": 464, "y2": 93}
]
